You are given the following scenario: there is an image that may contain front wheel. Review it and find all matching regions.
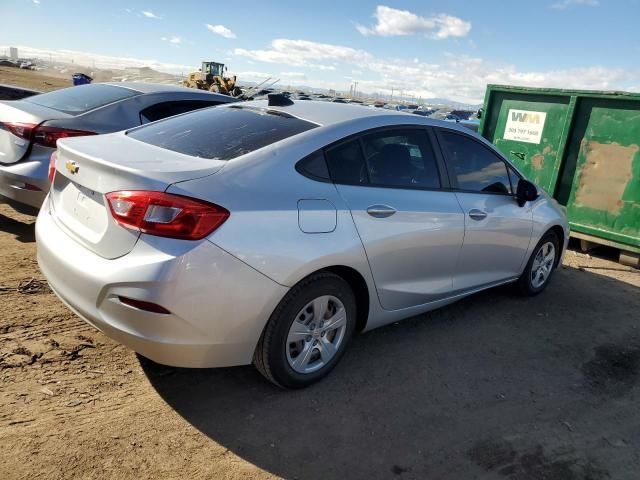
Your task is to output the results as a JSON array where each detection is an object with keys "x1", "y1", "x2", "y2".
[
  {"x1": 254, "y1": 272, "x2": 356, "y2": 388},
  {"x1": 517, "y1": 231, "x2": 560, "y2": 295}
]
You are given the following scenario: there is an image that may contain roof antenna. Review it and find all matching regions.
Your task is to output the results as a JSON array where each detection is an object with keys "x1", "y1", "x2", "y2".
[{"x1": 268, "y1": 93, "x2": 294, "y2": 107}]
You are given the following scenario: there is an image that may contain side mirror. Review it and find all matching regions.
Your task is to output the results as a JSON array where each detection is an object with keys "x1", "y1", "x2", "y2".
[{"x1": 516, "y1": 179, "x2": 538, "y2": 207}]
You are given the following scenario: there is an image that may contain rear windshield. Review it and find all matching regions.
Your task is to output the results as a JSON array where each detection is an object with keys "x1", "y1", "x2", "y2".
[
  {"x1": 126, "y1": 106, "x2": 318, "y2": 160},
  {"x1": 23, "y1": 84, "x2": 138, "y2": 115}
]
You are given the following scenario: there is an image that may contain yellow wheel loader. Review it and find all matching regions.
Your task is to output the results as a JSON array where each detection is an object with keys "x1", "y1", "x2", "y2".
[{"x1": 182, "y1": 61, "x2": 243, "y2": 97}]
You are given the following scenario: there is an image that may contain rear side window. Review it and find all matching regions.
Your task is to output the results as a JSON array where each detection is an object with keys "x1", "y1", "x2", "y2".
[
  {"x1": 139, "y1": 100, "x2": 222, "y2": 124},
  {"x1": 128, "y1": 106, "x2": 317, "y2": 160},
  {"x1": 296, "y1": 151, "x2": 330, "y2": 181},
  {"x1": 361, "y1": 129, "x2": 440, "y2": 189},
  {"x1": 23, "y1": 84, "x2": 138, "y2": 115},
  {"x1": 325, "y1": 140, "x2": 367, "y2": 185},
  {"x1": 439, "y1": 130, "x2": 513, "y2": 194}
]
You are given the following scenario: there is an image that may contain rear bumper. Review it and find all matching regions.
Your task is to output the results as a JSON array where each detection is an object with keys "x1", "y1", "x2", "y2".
[
  {"x1": 0, "y1": 152, "x2": 50, "y2": 209},
  {"x1": 36, "y1": 199, "x2": 288, "y2": 368}
]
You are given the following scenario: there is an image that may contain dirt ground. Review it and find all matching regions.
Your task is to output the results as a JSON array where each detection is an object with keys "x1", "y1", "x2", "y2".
[
  {"x1": 0, "y1": 66, "x2": 71, "y2": 92},
  {"x1": 1, "y1": 70, "x2": 640, "y2": 479},
  {"x1": 1, "y1": 201, "x2": 639, "y2": 480}
]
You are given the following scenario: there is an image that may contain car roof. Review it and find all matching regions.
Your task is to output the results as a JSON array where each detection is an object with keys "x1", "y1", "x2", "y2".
[
  {"x1": 234, "y1": 99, "x2": 476, "y2": 133},
  {"x1": 237, "y1": 99, "x2": 408, "y2": 126},
  {"x1": 101, "y1": 82, "x2": 211, "y2": 95}
]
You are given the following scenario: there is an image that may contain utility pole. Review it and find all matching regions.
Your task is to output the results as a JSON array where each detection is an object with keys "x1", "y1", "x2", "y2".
[{"x1": 390, "y1": 88, "x2": 394, "y2": 101}]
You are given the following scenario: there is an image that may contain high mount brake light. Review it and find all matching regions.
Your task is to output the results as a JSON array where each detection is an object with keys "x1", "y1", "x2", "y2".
[{"x1": 105, "y1": 191, "x2": 229, "y2": 240}]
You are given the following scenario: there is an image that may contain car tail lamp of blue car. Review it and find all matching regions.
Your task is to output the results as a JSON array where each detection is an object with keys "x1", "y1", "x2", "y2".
[{"x1": 105, "y1": 191, "x2": 230, "y2": 240}]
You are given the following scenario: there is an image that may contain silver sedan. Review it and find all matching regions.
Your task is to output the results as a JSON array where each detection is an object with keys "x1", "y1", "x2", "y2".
[
  {"x1": 36, "y1": 96, "x2": 569, "y2": 388},
  {"x1": 0, "y1": 82, "x2": 237, "y2": 213}
]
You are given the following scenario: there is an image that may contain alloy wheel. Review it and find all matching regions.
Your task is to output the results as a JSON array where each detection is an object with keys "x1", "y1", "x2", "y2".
[
  {"x1": 286, "y1": 295, "x2": 347, "y2": 374},
  {"x1": 531, "y1": 241, "x2": 556, "y2": 289}
]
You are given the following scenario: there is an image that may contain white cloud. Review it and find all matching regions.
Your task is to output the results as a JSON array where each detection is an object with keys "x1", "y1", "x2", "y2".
[
  {"x1": 161, "y1": 36, "x2": 182, "y2": 44},
  {"x1": 236, "y1": 71, "x2": 277, "y2": 81},
  {"x1": 230, "y1": 38, "x2": 639, "y2": 104},
  {"x1": 32, "y1": 0, "x2": 40, "y2": 4},
  {"x1": 206, "y1": 24, "x2": 236, "y2": 39},
  {"x1": 356, "y1": 6, "x2": 471, "y2": 39},
  {"x1": 281, "y1": 72, "x2": 306, "y2": 77},
  {"x1": 141, "y1": 10, "x2": 161, "y2": 19},
  {"x1": 234, "y1": 39, "x2": 370, "y2": 70},
  {"x1": 551, "y1": 0, "x2": 599, "y2": 9}
]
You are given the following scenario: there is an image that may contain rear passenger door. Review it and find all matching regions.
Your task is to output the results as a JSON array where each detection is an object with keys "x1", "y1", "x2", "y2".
[
  {"x1": 436, "y1": 128, "x2": 533, "y2": 292},
  {"x1": 327, "y1": 127, "x2": 465, "y2": 311}
]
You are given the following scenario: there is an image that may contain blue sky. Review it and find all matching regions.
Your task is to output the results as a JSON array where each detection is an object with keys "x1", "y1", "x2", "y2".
[{"x1": 1, "y1": 0, "x2": 639, "y2": 102}]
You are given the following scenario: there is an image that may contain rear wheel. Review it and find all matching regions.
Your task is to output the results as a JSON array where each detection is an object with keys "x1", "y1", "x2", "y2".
[
  {"x1": 517, "y1": 231, "x2": 560, "y2": 295},
  {"x1": 254, "y1": 272, "x2": 356, "y2": 388}
]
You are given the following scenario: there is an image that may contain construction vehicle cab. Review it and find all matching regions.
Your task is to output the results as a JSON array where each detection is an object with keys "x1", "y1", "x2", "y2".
[{"x1": 201, "y1": 62, "x2": 225, "y2": 83}]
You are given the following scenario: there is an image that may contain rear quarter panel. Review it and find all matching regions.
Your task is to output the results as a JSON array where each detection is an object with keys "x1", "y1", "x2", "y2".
[{"x1": 166, "y1": 136, "x2": 375, "y2": 289}]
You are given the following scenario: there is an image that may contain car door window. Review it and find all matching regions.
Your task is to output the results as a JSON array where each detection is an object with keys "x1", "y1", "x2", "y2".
[
  {"x1": 139, "y1": 100, "x2": 222, "y2": 124},
  {"x1": 361, "y1": 129, "x2": 440, "y2": 189},
  {"x1": 439, "y1": 130, "x2": 513, "y2": 194},
  {"x1": 325, "y1": 139, "x2": 368, "y2": 185}
]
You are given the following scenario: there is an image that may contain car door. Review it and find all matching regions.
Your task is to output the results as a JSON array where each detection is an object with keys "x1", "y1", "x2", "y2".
[
  {"x1": 436, "y1": 128, "x2": 533, "y2": 292},
  {"x1": 327, "y1": 127, "x2": 465, "y2": 311}
]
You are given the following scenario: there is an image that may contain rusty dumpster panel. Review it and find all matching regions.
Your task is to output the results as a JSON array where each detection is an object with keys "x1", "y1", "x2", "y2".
[{"x1": 480, "y1": 85, "x2": 640, "y2": 252}]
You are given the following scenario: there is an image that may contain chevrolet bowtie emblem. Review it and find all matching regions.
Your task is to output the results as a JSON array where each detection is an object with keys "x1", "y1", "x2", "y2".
[{"x1": 65, "y1": 160, "x2": 79, "y2": 174}]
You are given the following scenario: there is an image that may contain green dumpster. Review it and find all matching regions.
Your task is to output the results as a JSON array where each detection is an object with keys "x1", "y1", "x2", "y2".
[{"x1": 479, "y1": 84, "x2": 640, "y2": 266}]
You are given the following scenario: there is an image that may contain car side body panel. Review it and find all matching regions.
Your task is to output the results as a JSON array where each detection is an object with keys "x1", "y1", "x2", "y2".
[{"x1": 167, "y1": 113, "x2": 568, "y2": 335}]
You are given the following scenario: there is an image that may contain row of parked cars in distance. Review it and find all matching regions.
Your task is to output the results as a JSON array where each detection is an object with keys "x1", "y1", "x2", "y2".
[{"x1": 1, "y1": 82, "x2": 569, "y2": 388}]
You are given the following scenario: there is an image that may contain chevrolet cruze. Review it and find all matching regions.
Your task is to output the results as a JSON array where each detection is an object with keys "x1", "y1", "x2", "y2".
[{"x1": 36, "y1": 96, "x2": 569, "y2": 388}]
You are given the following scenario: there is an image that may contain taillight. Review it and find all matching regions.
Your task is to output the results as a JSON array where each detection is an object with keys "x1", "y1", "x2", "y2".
[
  {"x1": 48, "y1": 151, "x2": 57, "y2": 183},
  {"x1": 105, "y1": 191, "x2": 229, "y2": 240},
  {"x1": 0, "y1": 122, "x2": 36, "y2": 140},
  {"x1": 0, "y1": 122, "x2": 95, "y2": 147},
  {"x1": 32, "y1": 126, "x2": 96, "y2": 148}
]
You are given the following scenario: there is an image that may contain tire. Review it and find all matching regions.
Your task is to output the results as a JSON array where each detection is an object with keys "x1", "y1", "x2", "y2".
[
  {"x1": 254, "y1": 272, "x2": 357, "y2": 388},
  {"x1": 517, "y1": 231, "x2": 560, "y2": 296}
]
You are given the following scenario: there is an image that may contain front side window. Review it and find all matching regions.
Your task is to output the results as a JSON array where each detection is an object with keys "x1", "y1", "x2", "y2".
[
  {"x1": 439, "y1": 130, "x2": 512, "y2": 194},
  {"x1": 360, "y1": 129, "x2": 440, "y2": 189}
]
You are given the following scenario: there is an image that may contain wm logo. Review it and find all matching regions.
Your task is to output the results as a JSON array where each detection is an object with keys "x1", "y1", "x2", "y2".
[{"x1": 511, "y1": 111, "x2": 541, "y2": 123}]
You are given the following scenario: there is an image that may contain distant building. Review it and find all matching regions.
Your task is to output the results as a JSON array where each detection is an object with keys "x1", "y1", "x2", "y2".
[{"x1": 9, "y1": 47, "x2": 18, "y2": 59}]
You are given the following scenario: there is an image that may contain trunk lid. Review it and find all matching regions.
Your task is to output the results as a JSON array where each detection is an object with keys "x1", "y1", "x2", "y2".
[
  {"x1": 50, "y1": 132, "x2": 227, "y2": 259},
  {"x1": 0, "y1": 100, "x2": 68, "y2": 164}
]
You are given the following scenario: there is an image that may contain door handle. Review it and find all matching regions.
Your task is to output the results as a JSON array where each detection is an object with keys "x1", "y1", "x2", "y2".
[
  {"x1": 468, "y1": 209, "x2": 488, "y2": 221},
  {"x1": 367, "y1": 205, "x2": 396, "y2": 218}
]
